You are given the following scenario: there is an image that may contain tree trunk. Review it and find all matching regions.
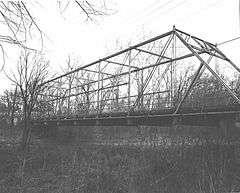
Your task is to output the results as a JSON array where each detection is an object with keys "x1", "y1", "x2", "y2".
[
  {"x1": 10, "y1": 87, "x2": 17, "y2": 128},
  {"x1": 21, "y1": 102, "x2": 32, "y2": 151}
]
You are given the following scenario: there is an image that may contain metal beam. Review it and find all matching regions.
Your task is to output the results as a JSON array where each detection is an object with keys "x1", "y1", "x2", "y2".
[
  {"x1": 45, "y1": 82, "x2": 128, "y2": 102},
  {"x1": 175, "y1": 31, "x2": 240, "y2": 105},
  {"x1": 81, "y1": 68, "x2": 113, "y2": 76},
  {"x1": 38, "y1": 110, "x2": 240, "y2": 121},
  {"x1": 74, "y1": 90, "x2": 170, "y2": 105},
  {"x1": 188, "y1": 43, "x2": 225, "y2": 60},
  {"x1": 105, "y1": 60, "x2": 139, "y2": 69},
  {"x1": 175, "y1": 29, "x2": 216, "y2": 47},
  {"x1": 134, "y1": 48, "x2": 171, "y2": 59}
]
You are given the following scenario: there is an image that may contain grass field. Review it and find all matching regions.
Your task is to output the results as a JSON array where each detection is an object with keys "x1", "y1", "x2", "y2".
[{"x1": 0, "y1": 125, "x2": 240, "y2": 193}]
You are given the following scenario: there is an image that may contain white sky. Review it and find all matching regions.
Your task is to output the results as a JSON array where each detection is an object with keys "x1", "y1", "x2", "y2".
[{"x1": 0, "y1": 0, "x2": 239, "y2": 93}]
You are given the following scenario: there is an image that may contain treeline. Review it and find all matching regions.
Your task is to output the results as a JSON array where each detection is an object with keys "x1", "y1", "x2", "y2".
[{"x1": 1, "y1": 63, "x2": 240, "y2": 127}]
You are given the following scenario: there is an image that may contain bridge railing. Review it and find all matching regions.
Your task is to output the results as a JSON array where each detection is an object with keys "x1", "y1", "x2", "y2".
[{"x1": 33, "y1": 90, "x2": 240, "y2": 121}]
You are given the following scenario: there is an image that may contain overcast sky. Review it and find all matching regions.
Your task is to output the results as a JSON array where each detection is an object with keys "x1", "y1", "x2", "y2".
[{"x1": 0, "y1": 0, "x2": 239, "y2": 93}]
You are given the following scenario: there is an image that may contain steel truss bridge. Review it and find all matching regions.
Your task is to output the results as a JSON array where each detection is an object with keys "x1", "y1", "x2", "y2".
[{"x1": 33, "y1": 27, "x2": 240, "y2": 127}]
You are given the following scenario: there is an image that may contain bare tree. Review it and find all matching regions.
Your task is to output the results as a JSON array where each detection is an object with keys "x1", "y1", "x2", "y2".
[
  {"x1": 1, "y1": 86, "x2": 19, "y2": 128},
  {"x1": 6, "y1": 50, "x2": 49, "y2": 149},
  {"x1": 0, "y1": 1, "x2": 110, "y2": 70},
  {"x1": 58, "y1": 56, "x2": 78, "y2": 116}
]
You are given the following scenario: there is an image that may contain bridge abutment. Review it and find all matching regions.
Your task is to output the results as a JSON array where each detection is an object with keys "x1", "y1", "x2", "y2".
[
  {"x1": 96, "y1": 119, "x2": 101, "y2": 126},
  {"x1": 218, "y1": 115, "x2": 240, "y2": 140}
]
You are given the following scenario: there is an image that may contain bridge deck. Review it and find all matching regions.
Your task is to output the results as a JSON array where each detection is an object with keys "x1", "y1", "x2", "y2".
[{"x1": 33, "y1": 105, "x2": 240, "y2": 126}]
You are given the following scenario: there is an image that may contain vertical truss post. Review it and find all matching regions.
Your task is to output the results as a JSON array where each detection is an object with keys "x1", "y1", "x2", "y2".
[
  {"x1": 170, "y1": 30, "x2": 176, "y2": 107},
  {"x1": 175, "y1": 31, "x2": 240, "y2": 105},
  {"x1": 68, "y1": 78, "x2": 70, "y2": 115},
  {"x1": 47, "y1": 89, "x2": 50, "y2": 117},
  {"x1": 57, "y1": 79, "x2": 62, "y2": 115},
  {"x1": 100, "y1": 71, "x2": 104, "y2": 114},
  {"x1": 115, "y1": 77, "x2": 119, "y2": 110},
  {"x1": 87, "y1": 73, "x2": 90, "y2": 115},
  {"x1": 157, "y1": 59, "x2": 161, "y2": 107},
  {"x1": 55, "y1": 86, "x2": 58, "y2": 115},
  {"x1": 170, "y1": 53, "x2": 173, "y2": 106},
  {"x1": 110, "y1": 78, "x2": 114, "y2": 112},
  {"x1": 55, "y1": 82, "x2": 58, "y2": 116},
  {"x1": 128, "y1": 50, "x2": 131, "y2": 114},
  {"x1": 76, "y1": 74, "x2": 80, "y2": 114},
  {"x1": 97, "y1": 62, "x2": 101, "y2": 116},
  {"x1": 51, "y1": 90, "x2": 54, "y2": 116},
  {"x1": 140, "y1": 70, "x2": 144, "y2": 109}
]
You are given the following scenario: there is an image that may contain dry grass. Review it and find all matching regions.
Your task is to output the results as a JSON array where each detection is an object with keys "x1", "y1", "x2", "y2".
[{"x1": 0, "y1": 125, "x2": 240, "y2": 193}]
